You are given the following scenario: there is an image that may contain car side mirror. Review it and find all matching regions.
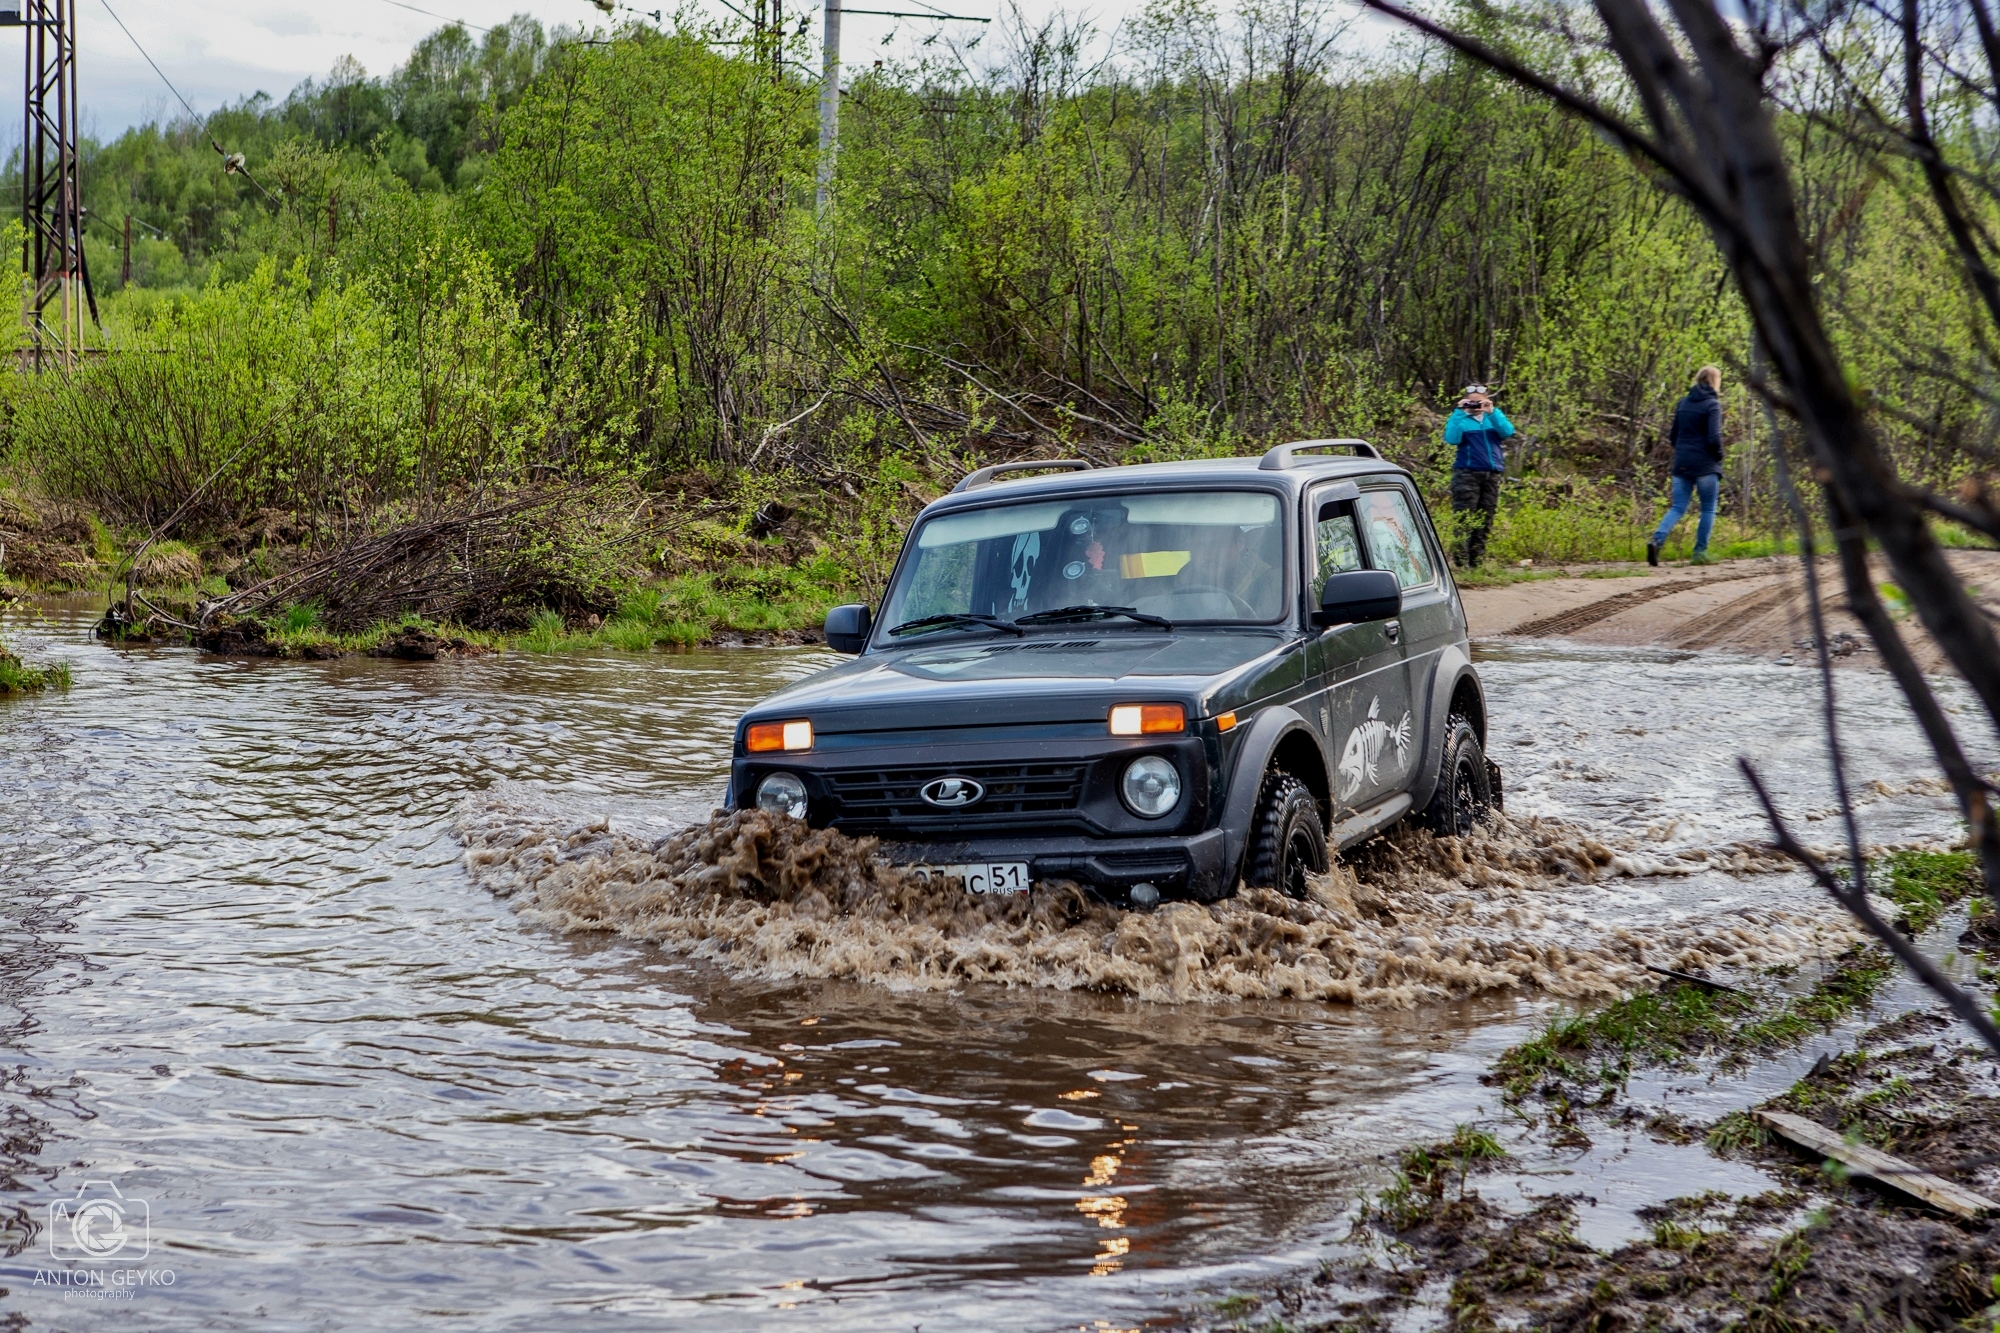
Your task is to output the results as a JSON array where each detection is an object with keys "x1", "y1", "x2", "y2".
[
  {"x1": 825, "y1": 603, "x2": 872, "y2": 654},
  {"x1": 1313, "y1": 570, "x2": 1401, "y2": 628}
]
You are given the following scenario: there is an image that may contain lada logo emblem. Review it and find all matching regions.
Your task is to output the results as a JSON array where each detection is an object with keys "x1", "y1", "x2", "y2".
[{"x1": 920, "y1": 777, "x2": 985, "y2": 808}]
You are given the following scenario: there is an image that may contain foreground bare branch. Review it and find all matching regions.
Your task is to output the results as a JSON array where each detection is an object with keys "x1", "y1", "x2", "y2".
[{"x1": 1739, "y1": 758, "x2": 2000, "y2": 1056}]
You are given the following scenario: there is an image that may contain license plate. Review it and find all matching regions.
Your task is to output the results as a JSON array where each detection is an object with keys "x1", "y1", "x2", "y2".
[{"x1": 909, "y1": 862, "x2": 1031, "y2": 895}]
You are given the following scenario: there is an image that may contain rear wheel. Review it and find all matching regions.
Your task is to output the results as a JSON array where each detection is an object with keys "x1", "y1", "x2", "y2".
[
  {"x1": 1422, "y1": 714, "x2": 1493, "y2": 836},
  {"x1": 1244, "y1": 773, "x2": 1328, "y2": 898}
]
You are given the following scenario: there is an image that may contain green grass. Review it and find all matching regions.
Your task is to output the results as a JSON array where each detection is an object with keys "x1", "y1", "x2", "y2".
[
  {"x1": 517, "y1": 608, "x2": 576, "y2": 655},
  {"x1": 507, "y1": 560, "x2": 850, "y2": 655},
  {"x1": 228, "y1": 609, "x2": 505, "y2": 659},
  {"x1": 1875, "y1": 849, "x2": 1976, "y2": 935},
  {"x1": 1372, "y1": 1124, "x2": 1508, "y2": 1230},
  {"x1": 598, "y1": 617, "x2": 661, "y2": 651},
  {"x1": 1933, "y1": 518, "x2": 1997, "y2": 549},
  {"x1": 1704, "y1": 1111, "x2": 1769, "y2": 1154},
  {"x1": 158, "y1": 560, "x2": 844, "y2": 660},
  {"x1": 1493, "y1": 949, "x2": 1895, "y2": 1099},
  {"x1": 0, "y1": 640, "x2": 71, "y2": 693},
  {"x1": 1650, "y1": 1217, "x2": 1714, "y2": 1252},
  {"x1": 1423, "y1": 468, "x2": 1807, "y2": 572}
]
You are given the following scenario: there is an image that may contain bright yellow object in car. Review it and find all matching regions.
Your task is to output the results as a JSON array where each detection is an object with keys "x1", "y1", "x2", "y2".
[{"x1": 1118, "y1": 550, "x2": 1192, "y2": 578}]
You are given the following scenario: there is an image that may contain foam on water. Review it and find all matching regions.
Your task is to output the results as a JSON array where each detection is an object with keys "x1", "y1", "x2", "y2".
[{"x1": 457, "y1": 800, "x2": 1865, "y2": 1008}]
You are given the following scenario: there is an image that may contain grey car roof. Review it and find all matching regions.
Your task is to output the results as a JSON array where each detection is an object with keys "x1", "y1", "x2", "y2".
[{"x1": 918, "y1": 454, "x2": 1409, "y2": 517}]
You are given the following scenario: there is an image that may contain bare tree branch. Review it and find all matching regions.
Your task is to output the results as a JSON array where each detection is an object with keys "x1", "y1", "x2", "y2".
[{"x1": 1740, "y1": 758, "x2": 2000, "y2": 1056}]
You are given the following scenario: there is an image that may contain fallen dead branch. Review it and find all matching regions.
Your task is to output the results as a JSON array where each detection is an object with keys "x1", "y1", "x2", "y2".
[{"x1": 198, "y1": 484, "x2": 689, "y2": 633}]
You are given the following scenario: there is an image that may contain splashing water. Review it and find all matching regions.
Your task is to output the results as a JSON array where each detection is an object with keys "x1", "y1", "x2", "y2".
[{"x1": 458, "y1": 800, "x2": 1864, "y2": 1008}]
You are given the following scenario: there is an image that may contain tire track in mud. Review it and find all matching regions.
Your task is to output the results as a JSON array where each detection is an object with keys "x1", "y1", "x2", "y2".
[
  {"x1": 1671, "y1": 580, "x2": 1796, "y2": 650},
  {"x1": 1501, "y1": 572, "x2": 1762, "y2": 639}
]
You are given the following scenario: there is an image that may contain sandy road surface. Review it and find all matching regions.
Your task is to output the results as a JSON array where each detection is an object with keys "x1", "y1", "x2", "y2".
[{"x1": 1460, "y1": 549, "x2": 2000, "y2": 667}]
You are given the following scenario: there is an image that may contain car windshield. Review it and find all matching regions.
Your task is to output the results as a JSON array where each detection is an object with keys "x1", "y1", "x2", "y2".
[{"x1": 881, "y1": 489, "x2": 1286, "y2": 632}]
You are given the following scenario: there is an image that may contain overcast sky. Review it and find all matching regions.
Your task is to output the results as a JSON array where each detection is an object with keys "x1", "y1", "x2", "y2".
[{"x1": 0, "y1": 0, "x2": 1403, "y2": 146}]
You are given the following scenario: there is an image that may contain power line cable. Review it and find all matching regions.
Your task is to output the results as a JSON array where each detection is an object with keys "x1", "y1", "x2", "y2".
[
  {"x1": 96, "y1": 0, "x2": 278, "y2": 203},
  {"x1": 376, "y1": 0, "x2": 492, "y2": 33}
]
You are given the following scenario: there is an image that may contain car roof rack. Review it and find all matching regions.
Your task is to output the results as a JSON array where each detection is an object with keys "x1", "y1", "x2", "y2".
[
  {"x1": 950, "y1": 460, "x2": 1093, "y2": 493},
  {"x1": 1257, "y1": 439, "x2": 1381, "y2": 470}
]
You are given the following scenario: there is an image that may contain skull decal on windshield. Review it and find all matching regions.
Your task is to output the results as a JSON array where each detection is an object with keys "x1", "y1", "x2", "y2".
[{"x1": 1008, "y1": 531, "x2": 1041, "y2": 610}]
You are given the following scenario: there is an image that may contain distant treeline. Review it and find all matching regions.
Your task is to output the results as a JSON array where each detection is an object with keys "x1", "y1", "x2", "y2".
[{"x1": 0, "y1": 5, "x2": 1985, "y2": 544}]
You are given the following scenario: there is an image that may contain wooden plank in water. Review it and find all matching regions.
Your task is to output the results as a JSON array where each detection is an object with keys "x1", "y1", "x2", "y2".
[{"x1": 1754, "y1": 1109, "x2": 1999, "y2": 1219}]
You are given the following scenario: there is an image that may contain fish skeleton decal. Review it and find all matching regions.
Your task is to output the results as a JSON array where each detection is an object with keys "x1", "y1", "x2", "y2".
[{"x1": 1337, "y1": 696, "x2": 1412, "y2": 802}]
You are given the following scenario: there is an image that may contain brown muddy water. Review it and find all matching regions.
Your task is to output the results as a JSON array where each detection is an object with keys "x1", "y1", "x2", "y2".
[{"x1": 0, "y1": 595, "x2": 1990, "y2": 1331}]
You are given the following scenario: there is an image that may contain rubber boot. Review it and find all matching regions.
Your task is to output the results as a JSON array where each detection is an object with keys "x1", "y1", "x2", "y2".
[{"x1": 1645, "y1": 542, "x2": 1659, "y2": 567}]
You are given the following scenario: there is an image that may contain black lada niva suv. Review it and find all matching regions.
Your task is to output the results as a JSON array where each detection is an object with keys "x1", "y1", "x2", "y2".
[{"x1": 726, "y1": 441, "x2": 1498, "y2": 906}]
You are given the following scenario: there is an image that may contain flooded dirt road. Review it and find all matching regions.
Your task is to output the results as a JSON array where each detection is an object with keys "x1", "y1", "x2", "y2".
[{"x1": 0, "y1": 596, "x2": 1989, "y2": 1330}]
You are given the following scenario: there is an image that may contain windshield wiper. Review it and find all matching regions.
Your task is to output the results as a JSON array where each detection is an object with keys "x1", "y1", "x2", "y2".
[
  {"x1": 1014, "y1": 604, "x2": 1174, "y2": 631},
  {"x1": 886, "y1": 612, "x2": 1025, "y2": 638}
]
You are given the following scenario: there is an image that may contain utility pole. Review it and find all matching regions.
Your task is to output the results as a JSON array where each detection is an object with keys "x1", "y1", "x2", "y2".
[
  {"x1": 816, "y1": 0, "x2": 840, "y2": 213},
  {"x1": 816, "y1": 1, "x2": 989, "y2": 214},
  {"x1": 4, "y1": 0, "x2": 95, "y2": 371},
  {"x1": 121, "y1": 213, "x2": 130, "y2": 285}
]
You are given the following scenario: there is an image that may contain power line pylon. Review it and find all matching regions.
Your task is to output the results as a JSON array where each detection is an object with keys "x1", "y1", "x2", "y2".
[{"x1": 9, "y1": 0, "x2": 96, "y2": 371}]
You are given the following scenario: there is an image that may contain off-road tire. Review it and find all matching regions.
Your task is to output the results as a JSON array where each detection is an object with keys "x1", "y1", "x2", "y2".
[
  {"x1": 1422, "y1": 714, "x2": 1494, "y2": 836},
  {"x1": 1244, "y1": 773, "x2": 1328, "y2": 899}
]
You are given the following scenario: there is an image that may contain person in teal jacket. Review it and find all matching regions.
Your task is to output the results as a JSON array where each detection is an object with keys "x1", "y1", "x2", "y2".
[{"x1": 1444, "y1": 385, "x2": 1514, "y2": 567}]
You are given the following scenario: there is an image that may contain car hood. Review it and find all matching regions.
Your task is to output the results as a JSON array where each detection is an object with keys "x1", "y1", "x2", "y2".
[{"x1": 746, "y1": 630, "x2": 1298, "y2": 732}]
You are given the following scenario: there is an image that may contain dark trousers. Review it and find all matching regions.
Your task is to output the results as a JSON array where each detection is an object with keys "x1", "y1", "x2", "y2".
[{"x1": 1450, "y1": 468, "x2": 1502, "y2": 567}]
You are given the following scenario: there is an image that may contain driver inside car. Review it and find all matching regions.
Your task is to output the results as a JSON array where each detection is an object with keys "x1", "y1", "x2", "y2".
[
  {"x1": 999, "y1": 497, "x2": 1283, "y2": 622},
  {"x1": 1042, "y1": 507, "x2": 1125, "y2": 610}
]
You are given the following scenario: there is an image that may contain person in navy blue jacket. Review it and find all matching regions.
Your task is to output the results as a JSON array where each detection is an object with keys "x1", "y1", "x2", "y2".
[
  {"x1": 1444, "y1": 384, "x2": 1513, "y2": 567},
  {"x1": 1647, "y1": 366, "x2": 1724, "y2": 566}
]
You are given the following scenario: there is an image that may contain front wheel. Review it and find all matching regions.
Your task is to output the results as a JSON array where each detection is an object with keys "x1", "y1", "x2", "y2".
[
  {"x1": 1422, "y1": 714, "x2": 1494, "y2": 836},
  {"x1": 1244, "y1": 773, "x2": 1328, "y2": 898}
]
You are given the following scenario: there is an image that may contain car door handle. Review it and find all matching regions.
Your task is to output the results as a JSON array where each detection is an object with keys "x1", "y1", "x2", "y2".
[{"x1": 1383, "y1": 619, "x2": 1402, "y2": 643}]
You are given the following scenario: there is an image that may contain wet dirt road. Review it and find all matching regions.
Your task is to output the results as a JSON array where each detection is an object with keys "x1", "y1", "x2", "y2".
[
  {"x1": 1460, "y1": 548, "x2": 2000, "y2": 667},
  {"x1": 0, "y1": 597, "x2": 1988, "y2": 1330}
]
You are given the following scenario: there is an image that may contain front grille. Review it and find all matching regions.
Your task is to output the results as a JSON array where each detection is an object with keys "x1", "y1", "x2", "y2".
[{"x1": 825, "y1": 762, "x2": 1088, "y2": 829}]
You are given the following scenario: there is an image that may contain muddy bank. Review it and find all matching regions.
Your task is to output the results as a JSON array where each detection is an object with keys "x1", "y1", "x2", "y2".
[
  {"x1": 1194, "y1": 1006, "x2": 2000, "y2": 1332},
  {"x1": 456, "y1": 803, "x2": 1861, "y2": 1008},
  {"x1": 5, "y1": 479, "x2": 851, "y2": 661},
  {"x1": 1461, "y1": 548, "x2": 2000, "y2": 666},
  {"x1": 1172, "y1": 867, "x2": 1999, "y2": 1333},
  {"x1": 93, "y1": 604, "x2": 826, "y2": 661}
]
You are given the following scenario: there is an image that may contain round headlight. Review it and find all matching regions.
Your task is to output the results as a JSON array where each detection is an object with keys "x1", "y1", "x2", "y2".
[
  {"x1": 755, "y1": 772, "x2": 809, "y2": 820},
  {"x1": 1120, "y1": 756, "x2": 1181, "y2": 818}
]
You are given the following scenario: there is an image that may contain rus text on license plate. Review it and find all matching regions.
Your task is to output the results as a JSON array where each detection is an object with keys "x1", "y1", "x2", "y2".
[{"x1": 909, "y1": 862, "x2": 1030, "y2": 895}]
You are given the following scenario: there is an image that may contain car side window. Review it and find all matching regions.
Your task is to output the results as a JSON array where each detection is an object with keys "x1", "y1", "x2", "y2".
[
  {"x1": 1312, "y1": 499, "x2": 1364, "y2": 601},
  {"x1": 1358, "y1": 488, "x2": 1436, "y2": 591}
]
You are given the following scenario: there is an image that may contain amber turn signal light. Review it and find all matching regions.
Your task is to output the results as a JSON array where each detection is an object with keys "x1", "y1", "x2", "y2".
[
  {"x1": 746, "y1": 719, "x2": 814, "y2": 752},
  {"x1": 1215, "y1": 711, "x2": 1237, "y2": 732},
  {"x1": 1108, "y1": 703, "x2": 1185, "y2": 736}
]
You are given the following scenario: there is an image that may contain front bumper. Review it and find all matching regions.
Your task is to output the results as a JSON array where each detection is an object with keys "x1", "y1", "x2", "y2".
[
  {"x1": 879, "y1": 828, "x2": 1231, "y2": 901},
  {"x1": 726, "y1": 733, "x2": 1231, "y2": 901}
]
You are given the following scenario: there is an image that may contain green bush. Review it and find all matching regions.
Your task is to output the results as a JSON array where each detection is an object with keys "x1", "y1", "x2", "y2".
[{"x1": 12, "y1": 257, "x2": 544, "y2": 527}]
